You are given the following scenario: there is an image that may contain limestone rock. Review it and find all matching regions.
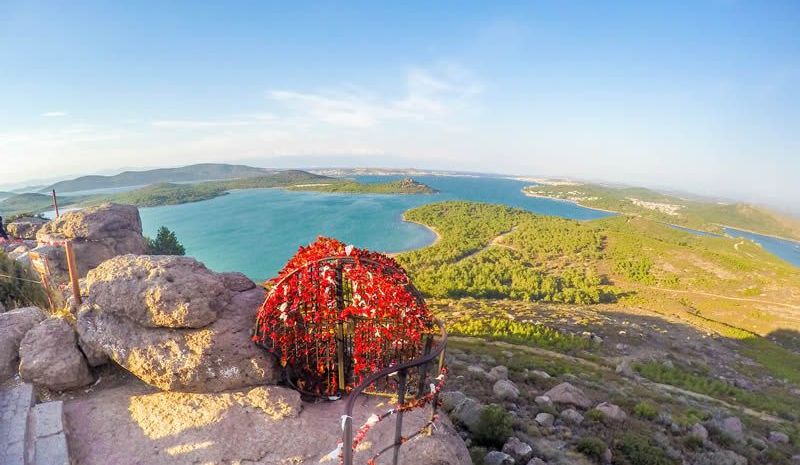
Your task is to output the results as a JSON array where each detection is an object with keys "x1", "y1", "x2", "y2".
[
  {"x1": 535, "y1": 412, "x2": 555, "y2": 427},
  {"x1": 7, "y1": 216, "x2": 48, "y2": 240},
  {"x1": 690, "y1": 423, "x2": 708, "y2": 440},
  {"x1": 451, "y1": 397, "x2": 484, "y2": 433},
  {"x1": 493, "y1": 379, "x2": 520, "y2": 400},
  {"x1": 769, "y1": 431, "x2": 789, "y2": 443},
  {"x1": 534, "y1": 395, "x2": 552, "y2": 407},
  {"x1": 83, "y1": 255, "x2": 230, "y2": 329},
  {"x1": 543, "y1": 382, "x2": 591, "y2": 408},
  {"x1": 560, "y1": 408, "x2": 584, "y2": 425},
  {"x1": 594, "y1": 402, "x2": 626, "y2": 421},
  {"x1": 719, "y1": 416, "x2": 744, "y2": 440},
  {"x1": 485, "y1": 451, "x2": 514, "y2": 465},
  {"x1": 19, "y1": 318, "x2": 93, "y2": 390},
  {"x1": 502, "y1": 437, "x2": 533, "y2": 462},
  {"x1": 693, "y1": 450, "x2": 747, "y2": 465},
  {"x1": 220, "y1": 272, "x2": 257, "y2": 292},
  {"x1": 36, "y1": 203, "x2": 148, "y2": 278},
  {"x1": 0, "y1": 306, "x2": 46, "y2": 381},
  {"x1": 440, "y1": 390, "x2": 467, "y2": 412},
  {"x1": 77, "y1": 287, "x2": 279, "y2": 392},
  {"x1": 488, "y1": 365, "x2": 509, "y2": 381}
]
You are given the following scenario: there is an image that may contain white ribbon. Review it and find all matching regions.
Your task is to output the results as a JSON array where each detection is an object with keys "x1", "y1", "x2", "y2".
[
  {"x1": 340, "y1": 415, "x2": 352, "y2": 431},
  {"x1": 319, "y1": 443, "x2": 343, "y2": 463}
]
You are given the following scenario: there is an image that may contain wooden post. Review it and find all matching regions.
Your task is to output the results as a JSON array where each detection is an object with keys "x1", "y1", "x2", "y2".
[
  {"x1": 64, "y1": 240, "x2": 81, "y2": 305},
  {"x1": 51, "y1": 190, "x2": 60, "y2": 217}
]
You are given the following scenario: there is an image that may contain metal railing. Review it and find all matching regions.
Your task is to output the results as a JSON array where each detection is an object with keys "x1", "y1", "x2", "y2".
[{"x1": 341, "y1": 318, "x2": 447, "y2": 465}]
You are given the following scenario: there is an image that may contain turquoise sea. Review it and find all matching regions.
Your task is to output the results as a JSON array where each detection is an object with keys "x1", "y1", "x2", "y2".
[
  {"x1": 139, "y1": 176, "x2": 611, "y2": 281},
  {"x1": 138, "y1": 175, "x2": 800, "y2": 281}
]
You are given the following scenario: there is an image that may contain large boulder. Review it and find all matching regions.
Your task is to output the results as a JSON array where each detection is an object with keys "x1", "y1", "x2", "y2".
[
  {"x1": 83, "y1": 255, "x2": 230, "y2": 329},
  {"x1": 36, "y1": 203, "x2": 148, "y2": 278},
  {"x1": 77, "y1": 285, "x2": 279, "y2": 392},
  {"x1": 543, "y1": 382, "x2": 592, "y2": 409},
  {"x1": 7, "y1": 216, "x2": 48, "y2": 240},
  {"x1": 0, "y1": 306, "x2": 46, "y2": 381},
  {"x1": 19, "y1": 318, "x2": 93, "y2": 390}
]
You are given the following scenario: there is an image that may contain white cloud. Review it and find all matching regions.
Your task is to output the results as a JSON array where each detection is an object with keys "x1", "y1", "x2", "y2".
[
  {"x1": 151, "y1": 120, "x2": 254, "y2": 129},
  {"x1": 268, "y1": 64, "x2": 482, "y2": 128},
  {"x1": 41, "y1": 111, "x2": 67, "y2": 117}
]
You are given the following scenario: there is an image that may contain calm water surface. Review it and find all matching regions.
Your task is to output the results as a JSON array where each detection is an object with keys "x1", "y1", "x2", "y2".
[{"x1": 139, "y1": 176, "x2": 612, "y2": 281}]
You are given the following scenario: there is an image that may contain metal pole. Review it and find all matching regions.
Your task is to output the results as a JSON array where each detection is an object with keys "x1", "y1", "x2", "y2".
[
  {"x1": 336, "y1": 321, "x2": 346, "y2": 392},
  {"x1": 64, "y1": 240, "x2": 81, "y2": 305},
  {"x1": 416, "y1": 335, "x2": 433, "y2": 396},
  {"x1": 51, "y1": 190, "x2": 60, "y2": 217},
  {"x1": 393, "y1": 369, "x2": 408, "y2": 465},
  {"x1": 343, "y1": 415, "x2": 353, "y2": 465}
]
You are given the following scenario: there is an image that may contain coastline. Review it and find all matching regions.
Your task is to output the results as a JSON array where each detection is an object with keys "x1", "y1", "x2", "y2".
[
  {"x1": 718, "y1": 224, "x2": 800, "y2": 245},
  {"x1": 395, "y1": 213, "x2": 441, "y2": 253},
  {"x1": 520, "y1": 190, "x2": 620, "y2": 215}
]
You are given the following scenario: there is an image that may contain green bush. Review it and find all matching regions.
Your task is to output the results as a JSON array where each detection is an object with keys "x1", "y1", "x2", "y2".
[
  {"x1": 146, "y1": 226, "x2": 186, "y2": 255},
  {"x1": 633, "y1": 401, "x2": 659, "y2": 420},
  {"x1": 585, "y1": 408, "x2": 605, "y2": 422},
  {"x1": 473, "y1": 405, "x2": 513, "y2": 447},
  {"x1": 0, "y1": 251, "x2": 48, "y2": 310},
  {"x1": 576, "y1": 436, "x2": 607, "y2": 461},
  {"x1": 615, "y1": 433, "x2": 675, "y2": 465},
  {"x1": 468, "y1": 446, "x2": 487, "y2": 465},
  {"x1": 683, "y1": 435, "x2": 703, "y2": 450}
]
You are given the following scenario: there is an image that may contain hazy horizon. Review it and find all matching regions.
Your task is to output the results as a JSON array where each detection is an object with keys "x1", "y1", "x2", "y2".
[{"x1": 2, "y1": 1, "x2": 798, "y2": 212}]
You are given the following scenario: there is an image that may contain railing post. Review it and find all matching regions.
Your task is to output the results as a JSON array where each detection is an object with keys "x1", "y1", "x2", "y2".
[
  {"x1": 416, "y1": 335, "x2": 433, "y2": 396},
  {"x1": 343, "y1": 415, "x2": 353, "y2": 465},
  {"x1": 393, "y1": 368, "x2": 408, "y2": 465},
  {"x1": 336, "y1": 321, "x2": 346, "y2": 392}
]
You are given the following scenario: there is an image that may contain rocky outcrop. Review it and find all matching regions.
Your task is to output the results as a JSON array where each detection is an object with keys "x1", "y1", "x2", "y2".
[
  {"x1": 220, "y1": 272, "x2": 257, "y2": 292},
  {"x1": 543, "y1": 382, "x2": 591, "y2": 408},
  {"x1": 19, "y1": 318, "x2": 94, "y2": 390},
  {"x1": 83, "y1": 255, "x2": 230, "y2": 329},
  {"x1": 7, "y1": 216, "x2": 48, "y2": 240},
  {"x1": 77, "y1": 255, "x2": 279, "y2": 392},
  {"x1": 0, "y1": 306, "x2": 46, "y2": 381},
  {"x1": 36, "y1": 203, "x2": 148, "y2": 278}
]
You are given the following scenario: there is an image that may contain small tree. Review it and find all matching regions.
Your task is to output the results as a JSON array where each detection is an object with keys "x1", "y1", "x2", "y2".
[{"x1": 146, "y1": 226, "x2": 186, "y2": 255}]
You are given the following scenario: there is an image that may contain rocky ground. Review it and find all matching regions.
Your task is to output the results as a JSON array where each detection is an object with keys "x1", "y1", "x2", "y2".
[{"x1": 431, "y1": 299, "x2": 800, "y2": 465}]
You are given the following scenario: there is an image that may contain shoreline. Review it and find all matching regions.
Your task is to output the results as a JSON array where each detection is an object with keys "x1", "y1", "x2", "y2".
[
  {"x1": 522, "y1": 189, "x2": 800, "y2": 243},
  {"x1": 386, "y1": 214, "x2": 441, "y2": 258}
]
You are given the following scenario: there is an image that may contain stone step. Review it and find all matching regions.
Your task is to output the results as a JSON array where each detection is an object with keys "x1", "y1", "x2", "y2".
[
  {"x1": 0, "y1": 380, "x2": 35, "y2": 465},
  {"x1": 26, "y1": 400, "x2": 71, "y2": 465}
]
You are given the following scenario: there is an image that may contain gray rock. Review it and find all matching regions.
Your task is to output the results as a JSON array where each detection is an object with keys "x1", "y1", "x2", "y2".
[
  {"x1": 602, "y1": 448, "x2": 613, "y2": 464},
  {"x1": 534, "y1": 395, "x2": 552, "y2": 407},
  {"x1": 36, "y1": 203, "x2": 148, "y2": 278},
  {"x1": 6, "y1": 217, "x2": 47, "y2": 240},
  {"x1": 82, "y1": 255, "x2": 230, "y2": 329},
  {"x1": 559, "y1": 408, "x2": 584, "y2": 425},
  {"x1": 440, "y1": 391, "x2": 467, "y2": 412},
  {"x1": 451, "y1": 398, "x2": 484, "y2": 433},
  {"x1": 693, "y1": 450, "x2": 747, "y2": 465},
  {"x1": 690, "y1": 423, "x2": 708, "y2": 441},
  {"x1": 543, "y1": 382, "x2": 591, "y2": 408},
  {"x1": 719, "y1": 416, "x2": 744, "y2": 440},
  {"x1": 467, "y1": 364, "x2": 486, "y2": 376},
  {"x1": 484, "y1": 451, "x2": 514, "y2": 465},
  {"x1": 493, "y1": 379, "x2": 520, "y2": 401},
  {"x1": 77, "y1": 287, "x2": 279, "y2": 392},
  {"x1": 531, "y1": 370, "x2": 551, "y2": 379},
  {"x1": 526, "y1": 459, "x2": 546, "y2": 465},
  {"x1": 488, "y1": 365, "x2": 509, "y2": 381},
  {"x1": 594, "y1": 402, "x2": 626, "y2": 421},
  {"x1": 535, "y1": 412, "x2": 554, "y2": 427},
  {"x1": 615, "y1": 357, "x2": 634, "y2": 377},
  {"x1": 19, "y1": 318, "x2": 93, "y2": 390},
  {"x1": 220, "y1": 271, "x2": 257, "y2": 292},
  {"x1": 0, "y1": 306, "x2": 46, "y2": 381},
  {"x1": 502, "y1": 437, "x2": 533, "y2": 462},
  {"x1": 769, "y1": 431, "x2": 789, "y2": 444}
]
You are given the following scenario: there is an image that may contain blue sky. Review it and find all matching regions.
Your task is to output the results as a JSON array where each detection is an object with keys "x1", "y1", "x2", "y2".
[{"x1": 1, "y1": 1, "x2": 798, "y2": 211}]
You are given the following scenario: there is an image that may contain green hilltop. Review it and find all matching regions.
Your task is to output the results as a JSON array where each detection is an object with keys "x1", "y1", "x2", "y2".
[{"x1": 524, "y1": 183, "x2": 800, "y2": 241}]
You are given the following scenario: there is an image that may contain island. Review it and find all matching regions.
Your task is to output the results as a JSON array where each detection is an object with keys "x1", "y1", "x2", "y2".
[{"x1": 523, "y1": 183, "x2": 800, "y2": 241}]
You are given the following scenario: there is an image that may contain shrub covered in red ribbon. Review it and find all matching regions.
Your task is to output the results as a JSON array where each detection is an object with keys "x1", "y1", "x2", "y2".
[{"x1": 253, "y1": 237, "x2": 435, "y2": 396}]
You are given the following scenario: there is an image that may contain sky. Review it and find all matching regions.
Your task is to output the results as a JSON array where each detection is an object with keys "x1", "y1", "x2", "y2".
[{"x1": 1, "y1": 1, "x2": 799, "y2": 212}]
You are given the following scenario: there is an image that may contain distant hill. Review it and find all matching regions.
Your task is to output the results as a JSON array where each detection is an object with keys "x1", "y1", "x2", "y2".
[
  {"x1": 289, "y1": 177, "x2": 438, "y2": 194},
  {"x1": 43, "y1": 163, "x2": 273, "y2": 193}
]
